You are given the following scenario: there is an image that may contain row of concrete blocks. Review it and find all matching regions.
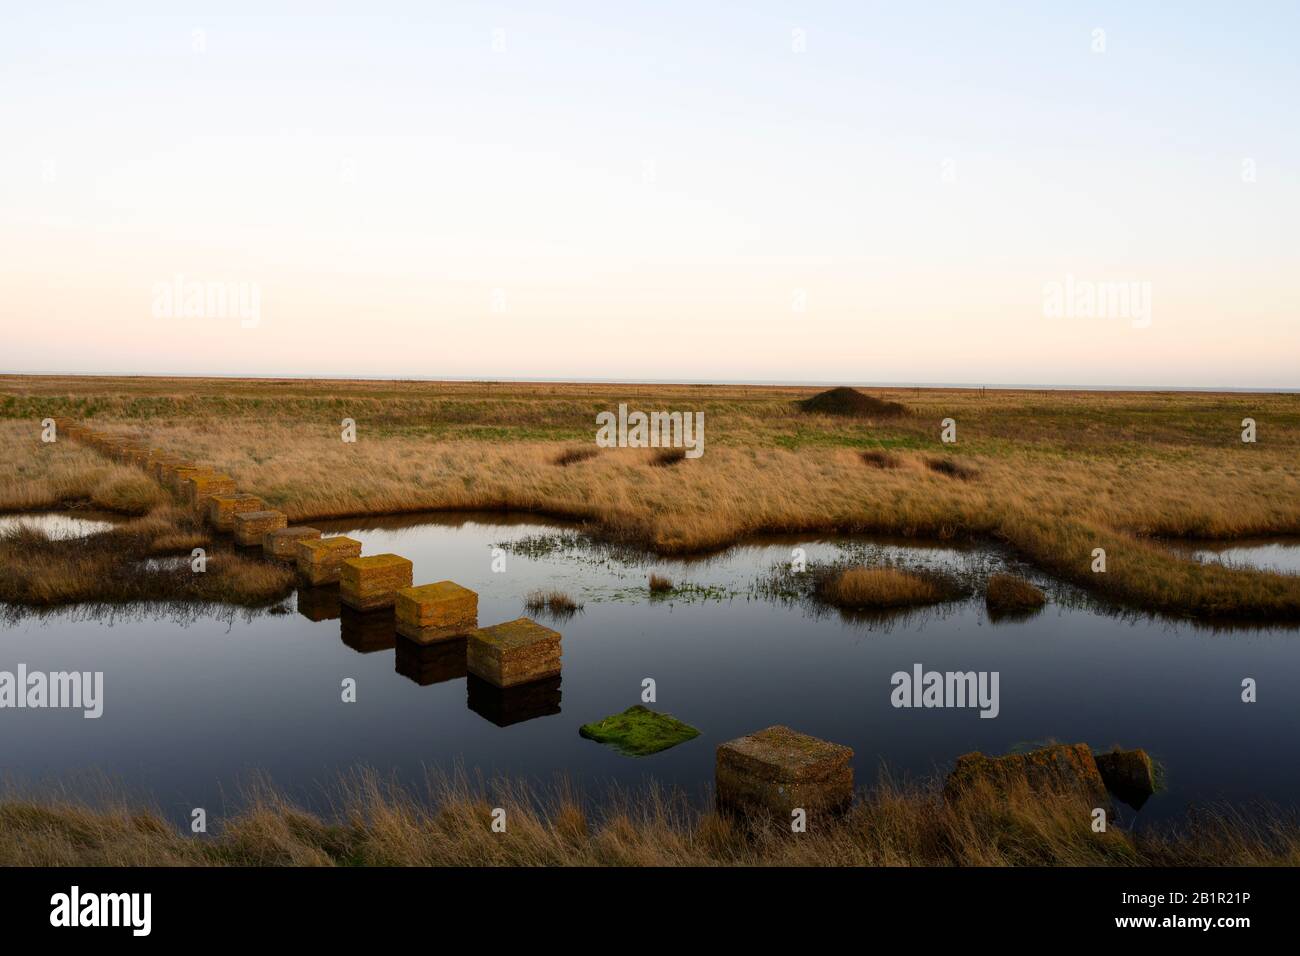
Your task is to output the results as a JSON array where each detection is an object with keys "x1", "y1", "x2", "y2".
[
  {"x1": 54, "y1": 420, "x2": 247, "y2": 512},
  {"x1": 53, "y1": 420, "x2": 306, "y2": 552},
  {"x1": 301, "y1": 555, "x2": 562, "y2": 691}
]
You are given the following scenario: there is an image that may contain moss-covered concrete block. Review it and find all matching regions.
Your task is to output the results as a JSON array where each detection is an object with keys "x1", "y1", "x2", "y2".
[
  {"x1": 295, "y1": 536, "x2": 363, "y2": 585},
  {"x1": 340, "y1": 553, "x2": 414, "y2": 610},
  {"x1": 395, "y1": 580, "x2": 478, "y2": 643},
  {"x1": 579, "y1": 705, "x2": 700, "y2": 756},
  {"x1": 208, "y1": 493, "x2": 266, "y2": 532},
  {"x1": 467, "y1": 617, "x2": 561, "y2": 688},
  {"x1": 716, "y1": 726, "x2": 854, "y2": 817},
  {"x1": 264, "y1": 526, "x2": 321, "y2": 558},
  {"x1": 233, "y1": 509, "x2": 287, "y2": 546}
]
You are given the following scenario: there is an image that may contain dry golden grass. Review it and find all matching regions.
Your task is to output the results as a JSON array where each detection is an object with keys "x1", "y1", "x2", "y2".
[
  {"x1": 817, "y1": 567, "x2": 955, "y2": 609},
  {"x1": 0, "y1": 518, "x2": 294, "y2": 607},
  {"x1": 3, "y1": 375, "x2": 1298, "y2": 617},
  {"x1": 2, "y1": 769, "x2": 1297, "y2": 866}
]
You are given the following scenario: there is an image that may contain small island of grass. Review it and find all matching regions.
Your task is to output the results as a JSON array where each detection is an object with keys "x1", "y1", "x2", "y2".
[{"x1": 579, "y1": 705, "x2": 701, "y2": 756}]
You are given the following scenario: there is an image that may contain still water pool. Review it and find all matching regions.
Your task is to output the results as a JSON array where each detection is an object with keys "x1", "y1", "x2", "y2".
[{"x1": 2, "y1": 513, "x2": 1297, "y2": 826}]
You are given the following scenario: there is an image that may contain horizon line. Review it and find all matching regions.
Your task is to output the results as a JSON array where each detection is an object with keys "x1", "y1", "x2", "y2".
[{"x1": 2, "y1": 370, "x2": 1297, "y2": 394}]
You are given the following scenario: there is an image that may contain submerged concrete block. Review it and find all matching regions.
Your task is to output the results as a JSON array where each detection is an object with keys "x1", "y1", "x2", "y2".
[
  {"x1": 467, "y1": 617, "x2": 561, "y2": 688},
  {"x1": 208, "y1": 493, "x2": 266, "y2": 532},
  {"x1": 233, "y1": 509, "x2": 287, "y2": 546},
  {"x1": 340, "y1": 554, "x2": 414, "y2": 610},
  {"x1": 1094, "y1": 748, "x2": 1156, "y2": 809},
  {"x1": 264, "y1": 525, "x2": 321, "y2": 559},
  {"x1": 716, "y1": 726, "x2": 854, "y2": 817},
  {"x1": 943, "y1": 743, "x2": 1109, "y2": 807},
  {"x1": 395, "y1": 580, "x2": 478, "y2": 643},
  {"x1": 295, "y1": 536, "x2": 363, "y2": 585}
]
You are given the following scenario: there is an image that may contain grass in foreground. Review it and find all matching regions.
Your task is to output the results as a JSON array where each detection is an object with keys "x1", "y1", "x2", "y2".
[{"x1": 2, "y1": 770, "x2": 1297, "y2": 866}]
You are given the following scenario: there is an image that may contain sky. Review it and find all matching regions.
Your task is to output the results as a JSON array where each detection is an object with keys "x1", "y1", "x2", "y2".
[{"x1": 1, "y1": 2, "x2": 1297, "y2": 387}]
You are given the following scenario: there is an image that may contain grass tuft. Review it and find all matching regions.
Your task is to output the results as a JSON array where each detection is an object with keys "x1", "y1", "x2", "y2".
[
  {"x1": 816, "y1": 566, "x2": 960, "y2": 609},
  {"x1": 648, "y1": 573, "x2": 674, "y2": 594},
  {"x1": 524, "y1": 589, "x2": 583, "y2": 615}
]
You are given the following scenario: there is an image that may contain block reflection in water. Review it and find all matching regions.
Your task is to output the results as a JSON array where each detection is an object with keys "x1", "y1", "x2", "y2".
[
  {"x1": 339, "y1": 605, "x2": 397, "y2": 653},
  {"x1": 395, "y1": 635, "x2": 468, "y2": 686},
  {"x1": 296, "y1": 585, "x2": 341, "y2": 622},
  {"x1": 466, "y1": 674, "x2": 561, "y2": 727}
]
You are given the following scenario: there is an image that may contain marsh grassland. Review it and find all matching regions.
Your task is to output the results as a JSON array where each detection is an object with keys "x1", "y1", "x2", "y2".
[
  {"x1": 2, "y1": 375, "x2": 1297, "y2": 618},
  {"x1": 3, "y1": 374, "x2": 1300, "y2": 867},
  {"x1": 3, "y1": 772, "x2": 1299, "y2": 867}
]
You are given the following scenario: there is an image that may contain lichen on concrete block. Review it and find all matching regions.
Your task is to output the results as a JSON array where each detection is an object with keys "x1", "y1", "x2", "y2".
[
  {"x1": 467, "y1": 617, "x2": 561, "y2": 688},
  {"x1": 264, "y1": 526, "x2": 321, "y2": 559},
  {"x1": 716, "y1": 725, "x2": 854, "y2": 817},
  {"x1": 395, "y1": 580, "x2": 478, "y2": 643},
  {"x1": 232, "y1": 509, "x2": 287, "y2": 546},
  {"x1": 340, "y1": 553, "x2": 414, "y2": 610},
  {"x1": 208, "y1": 493, "x2": 266, "y2": 532},
  {"x1": 943, "y1": 743, "x2": 1108, "y2": 807},
  {"x1": 295, "y1": 536, "x2": 363, "y2": 585},
  {"x1": 187, "y1": 472, "x2": 237, "y2": 503}
]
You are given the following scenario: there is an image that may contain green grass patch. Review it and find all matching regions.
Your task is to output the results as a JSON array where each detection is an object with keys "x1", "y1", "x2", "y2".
[{"x1": 578, "y1": 705, "x2": 700, "y2": 756}]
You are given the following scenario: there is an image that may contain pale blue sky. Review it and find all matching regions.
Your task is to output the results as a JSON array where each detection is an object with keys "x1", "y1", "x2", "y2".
[{"x1": 2, "y1": 2, "x2": 1296, "y2": 385}]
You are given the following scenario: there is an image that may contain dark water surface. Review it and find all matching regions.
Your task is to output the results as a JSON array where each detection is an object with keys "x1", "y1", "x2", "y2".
[{"x1": 2, "y1": 512, "x2": 1298, "y2": 826}]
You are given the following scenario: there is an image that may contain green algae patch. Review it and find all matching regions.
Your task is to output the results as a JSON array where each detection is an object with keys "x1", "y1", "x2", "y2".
[{"x1": 578, "y1": 705, "x2": 700, "y2": 757}]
